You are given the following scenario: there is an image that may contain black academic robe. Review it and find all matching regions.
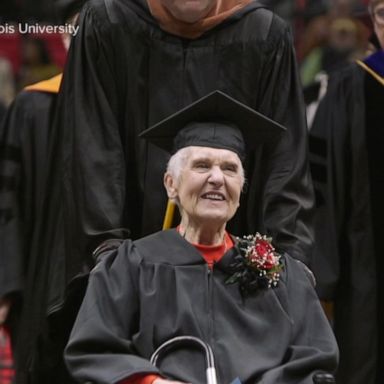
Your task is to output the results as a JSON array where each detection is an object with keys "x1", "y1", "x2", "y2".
[
  {"x1": 0, "y1": 83, "x2": 79, "y2": 384},
  {"x1": 309, "y1": 60, "x2": 384, "y2": 384},
  {"x1": 65, "y1": 229, "x2": 338, "y2": 384},
  {"x1": 0, "y1": 89, "x2": 59, "y2": 299},
  {"x1": 0, "y1": 88, "x2": 56, "y2": 382},
  {"x1": 46, "y1": 0, "x2": 314, "y2": 314}
]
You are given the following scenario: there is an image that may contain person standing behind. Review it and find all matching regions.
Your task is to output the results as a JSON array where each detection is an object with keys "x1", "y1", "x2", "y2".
[
  {"x1": 309, "y1": 0, "x2": 384, "y2": 383},
  {"x1": 0, "y1": 1, "x2": 86, "y2": 383},
  {"x1": 45, "y1": 0, "x2": 315, "y2": 321}
]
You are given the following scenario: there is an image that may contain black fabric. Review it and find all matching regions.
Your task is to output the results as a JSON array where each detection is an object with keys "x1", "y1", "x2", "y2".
[
  {"x1": 365, "y1": 70, "x2": 384, "y2": 384},
  {"x1": 54, "y1": 0, "x2": 86, "y2": 22},
  {"x1": 65, "y1": 229, "x2": 338, "y2": 384},
  {"x1": 46, "y1": 0, "x2": 314, "y2": 321},
  {"x1": 0, "y1": 90, "x2": 77, "y2": 384},
  {"x1": 172, "y1": 121, "x2": 247, "y2": 159},
  {"x1": 0, "y1": 90, "x2": 56, "y2": 300},
  {"x1": 309, "y1": 62, "x2": 384, "y2": 384}
]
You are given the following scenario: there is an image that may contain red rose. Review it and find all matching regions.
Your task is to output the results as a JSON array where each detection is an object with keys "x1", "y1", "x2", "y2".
[
  {"x1": 226, "y1": 233, "x2": 282, "y2": 292},
  {"x1": 250, "y1": 238, "x2": 277, "y2": 270},
  {"x1": 255, "y1": 239, "x2": 273, "y2": 257}
]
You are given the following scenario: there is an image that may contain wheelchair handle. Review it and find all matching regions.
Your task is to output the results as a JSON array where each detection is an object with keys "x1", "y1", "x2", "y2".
[
  {"x1": 150, "y1": 336, "x2": 218, "y2": 384},
  {"x1": 313, "y1": 372, "x2": 336, "y2": 383},
  {"x1": 150, "y1": 336, "x2": 335, "y2": 384}
]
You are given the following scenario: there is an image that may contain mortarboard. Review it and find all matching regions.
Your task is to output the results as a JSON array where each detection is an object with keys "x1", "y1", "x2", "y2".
[{"x1": 139, "y1": 90, "x2": 285, "y2": 161}]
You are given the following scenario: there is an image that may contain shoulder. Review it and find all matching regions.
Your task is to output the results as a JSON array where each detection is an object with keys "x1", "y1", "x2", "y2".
[
  {"x1": 280, "y1": 253, "x2": 317, "y2": 290},
  {"x1": 3, "y1": 90, "x2": 55, "y2": 132},
  {"x1": 90, "y1": 238, "x2": 138, "y2": 280},
  {"x1": 319, "y1": 63, "x2": 364, "y2": 113},
  {"x1": 239, "y1": 5, "x2": 290, "y2": 41},
  {"x1": 84, "y1": 0, "x2": 152, "y2": 30},
  {"x1": 216, "y1": 5, "x2": 291, "y2": 54},
  {"x1": 328, "y1": 62, "x2": 364, "y2": 90},
  {"x1": 134, "y1": 229, "x2": 172, "y2": 243},
  {"x1": 12, "y1": 89, "x2": 54, "y2": 110},
  {"x1": 93, "y1": 231, "x2": 173, "y2": 269},
  {"x1": 133, "y1": 230, "x2": 182, "y2": 262},
  {"x1": 77, "y1": 0, "x2": 113, "y2": 31}
]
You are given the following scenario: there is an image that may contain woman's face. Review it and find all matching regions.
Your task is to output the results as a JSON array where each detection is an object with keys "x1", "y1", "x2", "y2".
[
  {"x1": 372, "y1": 1, "x2": 384, "y2": 48},
  {"x1": 166, "y1": 146, "x2": 244, "y2": 227}
]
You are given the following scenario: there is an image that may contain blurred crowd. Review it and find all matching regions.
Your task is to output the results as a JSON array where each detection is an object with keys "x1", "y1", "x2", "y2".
[
  {"x1": 0, "y1": 34, "x2": 63, "y2": 112},
  {"x1": 0, "y1": 0, "x2": 66, "y2": 113}
]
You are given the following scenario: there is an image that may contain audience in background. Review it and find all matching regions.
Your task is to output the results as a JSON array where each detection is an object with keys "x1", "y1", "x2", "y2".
[
  {"x1": 17, "y1": 37, "x2": 60, "y2": 89},
  {"x1": 0, "y1": 57, "x2": 15, "y2": 107}
]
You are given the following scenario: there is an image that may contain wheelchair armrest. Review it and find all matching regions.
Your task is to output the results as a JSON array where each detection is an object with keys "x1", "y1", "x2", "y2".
[{"x1": 313, "y1": 372, "x2": 336, "y2": 383}]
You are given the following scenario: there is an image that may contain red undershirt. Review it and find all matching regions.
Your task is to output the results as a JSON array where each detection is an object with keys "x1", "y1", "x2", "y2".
[
  {"x1": 118, "y1": 231, "x2": 234, "y2": 384},
  {"x1": 191, "y1": 230, "x2": 234, "y2": 268}
]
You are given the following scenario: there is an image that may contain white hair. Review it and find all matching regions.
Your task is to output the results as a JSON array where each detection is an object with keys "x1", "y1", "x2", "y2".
[
  {"x1": 166, "y1": 147, "x2": 193, "y2": 182},
  {"x1": 166, "y1": 146, "x2": 246, "y2": 189}
]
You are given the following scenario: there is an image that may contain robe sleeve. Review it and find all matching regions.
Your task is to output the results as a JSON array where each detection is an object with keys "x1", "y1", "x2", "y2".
[
  {"x1": 257, "y1": 20, "x2": 314, "y2": 265},
  {"x1": 55, "y1": 3, "x2": 129, "y2": 264},
  {"x1": 64, "y1": 241, "x2": 160, "y2": 384},
  {"x1": 260, "y1": 257, "x2": 339, "y2": 384},
  {"x1": 308, "y1": 67, "x2": 354, "y2": 299}
]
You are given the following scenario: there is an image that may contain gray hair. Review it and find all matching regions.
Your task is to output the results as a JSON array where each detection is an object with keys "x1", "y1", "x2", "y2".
[
  {"x1": 166, "y1": 147, "x2": 193, "y2": 182},
  {"x1": 166, "y1": 146, "x2": 246, "y2": 189}
]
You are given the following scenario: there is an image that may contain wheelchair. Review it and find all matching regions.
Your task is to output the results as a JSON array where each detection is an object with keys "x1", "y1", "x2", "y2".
[
  {"x1": 150, "y1": 336, "x2": 336, "y2": 384},
  {"x1": 82, "y1": 335, "x2": 336, "y2": 384}
]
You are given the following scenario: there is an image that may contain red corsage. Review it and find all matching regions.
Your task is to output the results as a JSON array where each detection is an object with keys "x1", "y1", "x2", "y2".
[{"x1": 225, "y1": 233, "x2": 282, "y2": 295}]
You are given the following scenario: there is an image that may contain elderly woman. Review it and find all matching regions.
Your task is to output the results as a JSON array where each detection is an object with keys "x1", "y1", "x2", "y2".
[{"x1": 64, "y1": 92, "x2": 338, "y2": 384}]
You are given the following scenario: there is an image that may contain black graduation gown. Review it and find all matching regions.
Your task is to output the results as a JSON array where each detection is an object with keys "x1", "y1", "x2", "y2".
[
  {"x1": 46, "y1": 0, "x2": 314, "y2": 314},
  {"x1": 0, "y1": 87, "x2": 57, "y2": 383},
  {"x1": 0, "y1": 88, "x2": 57, "y2": 299},
  {"x1": 309, "y1": 61, "x2": 384, "y2": 384},
  {"x1": 65, "y1": 229, "x2": 338, "y2": 384},
  {"x1": 0, "y1": 79, "x2": 79, "y2": 384}
]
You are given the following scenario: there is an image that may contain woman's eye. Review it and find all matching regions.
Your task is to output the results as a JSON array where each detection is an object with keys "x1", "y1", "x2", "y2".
[
  {"x1": 223, "y1": 165, "x2": 237, "y2": 173},
  {"x1": 195, "y1": 162, "x2": 209, "y2": 169}
]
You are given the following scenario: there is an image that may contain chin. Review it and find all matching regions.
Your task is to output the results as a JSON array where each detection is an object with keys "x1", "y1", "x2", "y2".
[
  {"x1": 197, "y1": 211, "x2": 229, "y2": 224},
  {"x1": 174, "y1": 2, "x2": 213, "y2": 23},
  {"x1": 176, "y1": 11, "x2": 207, "y2": 23}
]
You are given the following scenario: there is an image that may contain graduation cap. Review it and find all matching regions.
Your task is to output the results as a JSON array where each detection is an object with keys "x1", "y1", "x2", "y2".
[
  {"x1": 55, "y1": 0, "x2": 87, "y2": 23},
  {"x1": 140, "y1": 90, "x2": 285, "y2": 161}
]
